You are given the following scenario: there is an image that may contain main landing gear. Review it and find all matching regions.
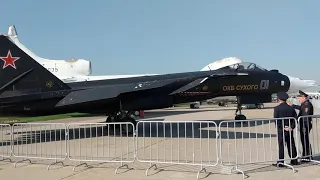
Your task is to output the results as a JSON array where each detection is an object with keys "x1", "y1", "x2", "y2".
[
  {"x1": 235, "y1": 103, "x2": 246, "y2": 120},
  {"x1": 105, "y1": 111, "x2": 137, "y2": 134}
]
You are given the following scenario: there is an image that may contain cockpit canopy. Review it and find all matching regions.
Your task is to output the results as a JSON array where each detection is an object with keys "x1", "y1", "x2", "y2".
[{"x1": 221, "y1": 62, "x2": 267, "y2": 71}]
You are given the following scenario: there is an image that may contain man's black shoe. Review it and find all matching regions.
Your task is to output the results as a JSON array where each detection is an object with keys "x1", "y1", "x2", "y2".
[
  {"x1": 290, "y1": 161, "x2": 299, "y2": 165},
  {"x1": 272, "y1": 163, "x2": 285, "y2": 168}
]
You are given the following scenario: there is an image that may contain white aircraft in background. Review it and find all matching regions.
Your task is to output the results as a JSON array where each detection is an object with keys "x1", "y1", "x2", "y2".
[
  {"x1": 306, "y1": 91, "x2": 320, "y2": 99},
  {"x1": 289, "y1": 89, "x2": 320, "y2": 99},
  {"x1": 6, "y1": 25, "x2": 159, "y2": 82}
]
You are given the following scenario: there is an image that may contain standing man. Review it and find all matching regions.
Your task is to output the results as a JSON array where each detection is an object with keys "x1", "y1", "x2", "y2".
[
  {"x1": 289, "y1": 90, "x2": 314, "y2": 162},
  {"x1": 273, "y1": 91, "x2": 298, "y2": 167}
]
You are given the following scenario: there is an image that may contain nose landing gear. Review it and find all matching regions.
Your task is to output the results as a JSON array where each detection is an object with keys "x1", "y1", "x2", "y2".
[{"x1": 235, "y1": 103, "x2": 247, "y2": 120}]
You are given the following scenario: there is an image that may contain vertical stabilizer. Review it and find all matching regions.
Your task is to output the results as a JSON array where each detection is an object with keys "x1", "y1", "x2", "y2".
[{"x1": 0, "y1": 35, "x2": 70, "y2": 93}]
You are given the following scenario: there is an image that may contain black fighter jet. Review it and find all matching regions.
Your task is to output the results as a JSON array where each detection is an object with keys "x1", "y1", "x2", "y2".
[
  {"x1": 0, "y1": 35, "x2": 239, "y2": 123},
  {"x1": 0, "y1": 35, "x2": 313, "y2": 124}
]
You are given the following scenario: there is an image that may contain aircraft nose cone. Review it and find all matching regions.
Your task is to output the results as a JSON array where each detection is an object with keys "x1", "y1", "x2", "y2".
[{"x1": 305, "y1": 80, "x2": 316, "y2": 86}]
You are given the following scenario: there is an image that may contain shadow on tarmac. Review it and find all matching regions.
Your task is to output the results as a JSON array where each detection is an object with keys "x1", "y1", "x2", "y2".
[
  {"x1": 0, "y1": 118, "x2": 277, "y2": 147},
  {"x1": 141, "y1": 106, "x2": 273, "y2": 119}
]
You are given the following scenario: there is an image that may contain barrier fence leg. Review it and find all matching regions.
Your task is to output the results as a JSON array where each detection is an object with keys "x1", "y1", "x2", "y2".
[
  {"x1": 73, "y1": 162, "x2": 92, "y2": 172},
  {"x1": 115, "y1": 162, "x2": 131, "y2": 174},
  {"x1": 277, "y1": 162, "x2": 296, "y2": 173},
  {"x1": 196, "y1": 166, "x2": 207, "y2": 180},
  {"x1": 232, "y1": 165, "x2": 246, "y2": 179},
  {"x1": 47, "y1": 160, "x2": 65, "y2": 170},
  {"x1": 146, "y1": 163, "x2": 158, "y2": 176},
  {"x1": 0, "y1": 157, "x2": 12, "y2": 162},
  {"x1": 14, "y1": 159, "x2": 31, "y2": 168},
  {"x1": 0, "y1": 156, "x2": 11, "y2": 162}
]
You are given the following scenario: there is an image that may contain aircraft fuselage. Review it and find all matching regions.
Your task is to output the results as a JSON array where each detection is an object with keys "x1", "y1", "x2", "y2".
[{"x1": 0, "y1": 70, "x2": 290, "y2": 117}]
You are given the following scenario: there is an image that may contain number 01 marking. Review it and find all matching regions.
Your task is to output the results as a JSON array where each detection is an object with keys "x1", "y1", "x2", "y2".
[{"x1": 260, "y1": 80, "x2": 269, "y2": 90}]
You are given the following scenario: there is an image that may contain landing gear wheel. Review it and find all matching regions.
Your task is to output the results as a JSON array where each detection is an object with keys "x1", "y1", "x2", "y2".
[
  {"x1": 106, "y1": 116, "x2": 112, "y2": 123},
  {"x1": 105, "y1": 115, "x2": 118, "y2": 131},
  {"x1": 235, "y1": 114, "x2": 247, "y2": 120},
  {"x1": 120, "y1": 117, "x2": 137, "y2": 135},
  {"x1": 134, "y1": 111, "x2": 140, "y2": 116}
]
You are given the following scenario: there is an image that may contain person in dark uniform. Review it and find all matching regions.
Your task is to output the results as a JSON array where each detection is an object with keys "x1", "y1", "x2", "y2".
[
  {"x1": 289, "y1": 90, "x2": 314, "y2": 162},
  {"x1": 273, "y1": 91, "x2": 298, "y2": 167}
]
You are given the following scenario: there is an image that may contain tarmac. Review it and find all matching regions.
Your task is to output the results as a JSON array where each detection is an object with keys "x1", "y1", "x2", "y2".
[{"x1": 1, "y1": 103, "x2": 320, "y2": 180}]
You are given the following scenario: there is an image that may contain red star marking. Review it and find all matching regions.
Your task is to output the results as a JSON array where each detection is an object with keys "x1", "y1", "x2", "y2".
[{"x1": 0, "y1": 50, "x2": 20, "y2": 69}]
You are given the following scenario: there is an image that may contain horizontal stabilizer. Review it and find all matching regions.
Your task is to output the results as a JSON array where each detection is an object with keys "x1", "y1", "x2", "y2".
[{"x1": 169, "y1": 78, "x2": 207, "y2": 95}]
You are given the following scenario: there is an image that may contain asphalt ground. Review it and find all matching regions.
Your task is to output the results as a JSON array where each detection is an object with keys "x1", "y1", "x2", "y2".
[{"x1": 1, "y1": 103, "x2": 320, "y2": 180}]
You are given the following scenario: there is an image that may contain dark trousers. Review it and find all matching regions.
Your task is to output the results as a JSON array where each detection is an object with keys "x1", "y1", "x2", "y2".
[
  {"x1": 299, "y1": 122, "x2": 312, "y2": 158},
  {"x1": 277, "y1": 130, "x2": 298, "y2": 163}
]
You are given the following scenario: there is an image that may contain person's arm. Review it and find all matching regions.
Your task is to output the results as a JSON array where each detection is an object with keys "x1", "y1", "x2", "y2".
[
  {"x1": 273, "y1": 108, "x2": 279, "y2": 127},
  {"x1": 310, "y1": 103, "x2": 314, "y2": 115},
  {"x1": 292, "y1": 104, "x2": 301, "y2": 110},
  {"x1": 290, "y1": 108, "x2": 297, "y2": 129},
  {"x1": 274, "y1": 107, "x2": 279, "y2": 118},
  {"x1": 287, "y1": 101, "x2": 300, "y2": 109},
  {"x1": 273, "y1": 107, "x2": 279, "y2": 118}
]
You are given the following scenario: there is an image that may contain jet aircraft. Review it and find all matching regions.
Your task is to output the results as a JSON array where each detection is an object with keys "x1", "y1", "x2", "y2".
[
  {"x1": 0, "y1": 33, "x2": 316, "y2": 124},
  {"x1": 0, "y1": 35, "x2": 243, "y2": 123}
]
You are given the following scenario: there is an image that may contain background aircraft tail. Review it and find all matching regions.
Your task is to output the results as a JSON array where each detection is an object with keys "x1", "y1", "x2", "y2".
[
  {"x1": 7, "y1": 25, "x2": 44, "y2": 62},
  {"x1": 0, "y1": 35, "x2": 71, "y2": 93}
]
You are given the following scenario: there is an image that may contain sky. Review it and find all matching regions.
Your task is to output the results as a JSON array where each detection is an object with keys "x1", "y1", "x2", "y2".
[{"x1": 1, "y1": 0, "x2": 320, "y2": 83}]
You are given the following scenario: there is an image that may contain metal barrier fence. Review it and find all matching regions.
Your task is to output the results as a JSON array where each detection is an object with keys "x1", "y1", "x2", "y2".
[
  {"x1": 0, "y1": 115, "x2": 319, "y2": 179},
  {"x1": 135, "y1": 121, "x2": 219, "y2": 178},
  {"x1": 0, "y1": 123, "x2": 11, "y2": 161},
  {"x1": 10, "y1": 123, "x2": 67, "y2": 169},
  {"x1": 219, "y1": 118, "x2": 299, "y2": 178},
  {"x1": 297, "y1": 115, "x2": 320, "y2": 164},
  {"x1": 67, "y1": 122, "x2": 136, "y2": 173}
]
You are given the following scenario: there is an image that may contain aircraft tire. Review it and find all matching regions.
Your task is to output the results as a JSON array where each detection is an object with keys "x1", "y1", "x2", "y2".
[
  {"x1": 106, "y1": 116, "x2": 111, "y2": 122},
  {"x1": 235, "y1": 114, "x2": 246, "y2": 120},
  {"x1": 105, "y1": 115, "x2": 118, "y2": 130},
  {"x1": 134, "y1": 111, "x2": 140, "y2": 116}
]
